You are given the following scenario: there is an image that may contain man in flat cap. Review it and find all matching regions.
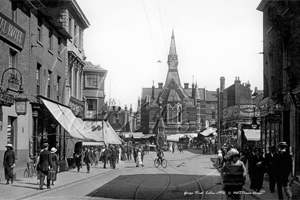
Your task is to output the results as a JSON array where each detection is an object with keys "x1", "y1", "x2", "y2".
[{"x1": 276, "y1": 142, "x2": 292, "y2": 200}]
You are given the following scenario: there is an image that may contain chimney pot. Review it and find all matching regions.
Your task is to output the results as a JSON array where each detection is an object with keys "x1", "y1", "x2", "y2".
[
  {"x1": 158, "y1": 83, "x2": 163, "y2": 89},
  {"x1": 184, "y1": 83, "x2": 189, "y2": 89}
]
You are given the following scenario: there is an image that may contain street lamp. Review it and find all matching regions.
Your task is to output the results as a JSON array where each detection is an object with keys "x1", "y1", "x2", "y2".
[{"x1": 0, "y1": 68, "x2": 28, "y2": 115}]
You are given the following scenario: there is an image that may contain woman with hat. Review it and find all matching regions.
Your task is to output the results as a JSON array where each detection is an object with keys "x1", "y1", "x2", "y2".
[
  {"x1": 49, "y1": 147, "x2": 58, "y2": 186},
  {"x1": 277, "y1": 141, "x2": 293, "y2": 200},
  {"x1": 3, "y1": 144, "x2": 15, "y2": 184}
]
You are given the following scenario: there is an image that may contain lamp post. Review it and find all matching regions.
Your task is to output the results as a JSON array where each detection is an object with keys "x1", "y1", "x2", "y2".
[{"x1": 0, "y1": 68, "x2": 28, "y2": 115}]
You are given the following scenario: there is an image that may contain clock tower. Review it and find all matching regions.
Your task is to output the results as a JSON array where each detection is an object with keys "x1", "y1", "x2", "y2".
[{"x1": 165, "y1": 30, "x2": 181, "y2": 86}]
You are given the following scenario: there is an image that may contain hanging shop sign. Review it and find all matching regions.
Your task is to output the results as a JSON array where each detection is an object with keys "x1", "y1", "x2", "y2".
[
  {"x1": 0, "y1": 12, "x2": 26, "y2": 50},
  {"x1": 0, "y1": 87, "x2": 14, "y2": 106},
  {"x1": 69, "y1": 96, "x2": 84, "y2": 118},
  {"x1": 223, "y1": 104, "x2": 260, "y2": 120}
]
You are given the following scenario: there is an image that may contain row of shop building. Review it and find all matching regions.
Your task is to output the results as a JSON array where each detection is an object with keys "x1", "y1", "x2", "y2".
[{"x1": 0, "y1": 0, "x2": 115, "y2": 181}]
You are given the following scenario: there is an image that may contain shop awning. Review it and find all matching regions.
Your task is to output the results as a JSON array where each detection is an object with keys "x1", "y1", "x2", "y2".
[
  {"x1": 200, "y1": 127, "x2": 217, "y2": 137},
  {"x1": 243, "y1": 129, "x2": 261, "y2": 141},
  {"x1": 142, "y1": 134, "x2": 155, "y2": 139},
  {"x1": 82, "y1": 142, "x2": 105, "y2": 146},
  {"x1": 41, "y1": 98, "x2": 85, "y2": 140}
]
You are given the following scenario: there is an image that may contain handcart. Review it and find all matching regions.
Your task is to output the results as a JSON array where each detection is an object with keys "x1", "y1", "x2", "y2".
[{"x1": 221, "y1": 165, "x2": 245, "y2": 200}]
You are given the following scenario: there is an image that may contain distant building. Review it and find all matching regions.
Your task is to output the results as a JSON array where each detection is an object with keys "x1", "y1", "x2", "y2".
[
  {"x1": 137, "y1": 31, "x2": 217, "y2": 135},
  {"x1": 83, "y1": 61, "x2": 107, "y2": 119},
  {"x1": 220, "y1": 77, "x2": 263, "y2": 148}
]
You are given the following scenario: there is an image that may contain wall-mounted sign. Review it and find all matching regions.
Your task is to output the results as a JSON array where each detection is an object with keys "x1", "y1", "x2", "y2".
[
  {"x1": 0, "y1": 12, "x2": 26, "y2": 50},
  {"x1": 69, "y1": 96, "x2": 84, "y2": 118},
  {"x1": 223, "y1": 104, "x2": 260, "y2": 119}
]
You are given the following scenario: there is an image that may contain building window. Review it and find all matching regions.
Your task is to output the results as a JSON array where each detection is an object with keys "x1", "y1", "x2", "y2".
[
  {"x1": 177, "y1": 104, "x2": 182, "y2": 123},
  {"x1": 57, "y1": 76, "x2": 61, "y2": 101},
  {"x1": 36, "y1": 63, "x2": 41, "y2": 95},
  {"x1": 69, "y1": 17, "x2": 72, "y2": 37},
  {"x1": 85, "y1": 74, "x2": 98, "y2": 87},
  {"x1": 79, "y1": 28, "x2": 82, "y2": 50},
  {"x1": 9, "y1": 49, "x2": 17, "y2": 68},
  {"x1": 47, "y1": 70, "x2": 52, "y2": 98},
  {"x1": 74, "y1": 23, "x2": 78, "y2": 46},
  {"x1": 167, "y1": 104, "x2": 177, "y2": 123},
  {"x1": 48, "y1": 29, "x2": 53, "y2": 51},
  {"x1": 87, "y1": 99, "x2": 97, "y2": 111},
  {"x1": 7, "y1": 117, "x2": 17, "y2": 154},
  {"x1": 57, "y1": 37, "x2": 62, "y2": 57},
  {"x1": 12, "y1": 2, "x2": 17, "y2": 22}
]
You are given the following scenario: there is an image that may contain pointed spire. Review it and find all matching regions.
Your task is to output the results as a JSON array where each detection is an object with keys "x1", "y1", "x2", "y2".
[{"x1": 169, "y1": 29, "x2": 177, "y2": 56}]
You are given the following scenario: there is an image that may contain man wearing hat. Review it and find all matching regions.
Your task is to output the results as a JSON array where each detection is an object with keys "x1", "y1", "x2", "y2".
[
  {"x1": 265, "y1": 145, "x2": 277, "y2": 193},
  {"x1": 37, "y1": 143, "x2": 52, "y2": 190},
  {"x1": 277, "y1": 142, "x2": 293, "y2": 200},
  {"x1": 3, "y1": 144, "x2": 15, "y2": 184}
]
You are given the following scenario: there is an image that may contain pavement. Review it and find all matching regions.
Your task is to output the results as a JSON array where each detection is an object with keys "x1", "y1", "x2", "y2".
[{"x1": 0, "y1": 161, "x2": 125, "y2": 200}]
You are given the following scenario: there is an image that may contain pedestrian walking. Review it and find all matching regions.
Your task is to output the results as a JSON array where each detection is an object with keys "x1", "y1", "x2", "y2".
[
  {"x1": 276, "y1": 141, "x2": 293, "y2": 200},
  {"x1": 102, "y1": 146, "x2": 108, "y2": 169},
  {"x1": 172, "y1": 143, "x2": 175, "y2": 153},
  {"x1": 3, "y1": 144, "x2": 15, "y2": 185},
  {"x1": 129, "y1": 146, "x2": 133, "y2": 160},
  {"x1": 179, "y1": 144, "x2": 183, "y2": 153},
  {"x1": 49, "y1": 147, "x2": 58, "y2": 186},
  {"x1": 136, "y1": 148, "x2": 143, "y2": 167},
  {"x1": 216, "y1": 150, "x2": 223, "y2": 168},
  {"x1": 249, "y1": 147, "x2": 265, "y2": 192},
  {"x1": 111, "y1": 146, "x2": 117, "y2": 169},
  {"x1": 265, "y1": 146, "x2": 277, "y2": 193},
  {"x1": 133, "y1": 146, "x2": 138, "y2": 163},
  {"x1": 73, "y1": 150, "x2": 82, "y2": 172},
  {"x1": 94, "y1": 149, "x2": 100, "y2": 166},
  {"x1": 83, "y1": 148, "x2": 93, "y2": 173},
  {"x1": 116, "y1": 146, "x2": 120, "y2": 164},
  {"x1": 36, "y1": 143, "x2": 52, "y2": 190},
  {"x1": 247, "y1": 147, "x2": 255, "y2": 186}
]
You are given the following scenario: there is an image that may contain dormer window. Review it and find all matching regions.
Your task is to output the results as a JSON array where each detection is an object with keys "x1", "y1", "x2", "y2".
[{"x1": 85, "y1": 74, "x2": 98, "y2": 88}]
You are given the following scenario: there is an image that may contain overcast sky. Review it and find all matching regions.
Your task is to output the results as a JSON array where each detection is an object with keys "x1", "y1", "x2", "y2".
[{"x1": 76, "y1": 0, "x2": 263, "y2": 110}]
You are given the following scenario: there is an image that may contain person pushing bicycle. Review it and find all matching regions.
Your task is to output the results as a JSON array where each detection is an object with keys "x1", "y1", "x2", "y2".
[{"x1": 157, "y1": 148, "x2": 164, "y2": 164}]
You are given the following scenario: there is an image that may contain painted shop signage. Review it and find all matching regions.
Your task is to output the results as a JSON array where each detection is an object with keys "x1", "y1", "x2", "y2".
[
  {"x1": 223, "y1": 104, "x2": 260, "y2": 119},
  {"x1": 0, "y1": 12, "x2": 26, "y2": 50},
  {"x1": 69, "y1": 96, "x2": 84, "y2": 118}
]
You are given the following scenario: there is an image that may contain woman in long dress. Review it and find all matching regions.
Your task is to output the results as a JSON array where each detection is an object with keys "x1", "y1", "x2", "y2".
[
  {"x1": 49, "y1": 147, "x2": 58, "y2": 185},
  {"x1": 3, "y1": 144, "x2": 15, "y2": 184},
  {"x1": 136, "y1": 149, "x2": 144, "y2": 167}
]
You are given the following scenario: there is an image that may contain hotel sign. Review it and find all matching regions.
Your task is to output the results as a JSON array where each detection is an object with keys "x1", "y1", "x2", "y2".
[{"x1": 0, "y1": 12, "x2": 26, "y2": 50}]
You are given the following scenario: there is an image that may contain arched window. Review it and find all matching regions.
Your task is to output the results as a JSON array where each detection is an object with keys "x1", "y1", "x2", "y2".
[
  {"x1": 167, "y1": 104, "x2": 173, "y2": 123},
  {"x1": 177, "y1": 104, "x2": 182, "y2": 123}
]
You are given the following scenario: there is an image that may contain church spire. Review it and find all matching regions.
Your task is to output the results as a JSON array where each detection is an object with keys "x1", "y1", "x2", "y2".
[
  {"x1": 169, "y1": 29, "x2": 177, "y2": 56},
  {"x1": 165, "y1": 30, "x2": 181, "y2": 86}
]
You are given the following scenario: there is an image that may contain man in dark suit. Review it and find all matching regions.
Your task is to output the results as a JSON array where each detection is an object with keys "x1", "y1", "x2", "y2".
[
  {"x1": 84, "y1": 148, "x2": 93, "y2": 173},
  {"x1": 111, "y1": 145, "x2": 117, "y2": 169},
  {"x1": 265, "y1": 145, "x2": 277, "y2": 193},
  {"x1": 102, "y1": 146, "x2": 108, "y2": 169},
  {"x1": 37, "y1": 143, "x2": 52, "y2": 190},
  {"x1": 277, "y1": 142, "x2": 292, "y2": 200}
]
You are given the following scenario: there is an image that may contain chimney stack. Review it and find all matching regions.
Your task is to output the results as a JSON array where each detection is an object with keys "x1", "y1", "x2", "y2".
[
  {"x1": 220, "y1": 77, "x2": 225, "y2": 92},
  {"x1": 158, "y1": 82, "x2": 163, "y2": 89},
  {"x1": 184, "y1": 83, "x2": 189, "y2": 89}
]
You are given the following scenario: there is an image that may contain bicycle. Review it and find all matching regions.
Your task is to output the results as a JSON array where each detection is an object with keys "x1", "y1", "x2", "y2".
[
  {"x1": 154, "y1": 158, "x2": 167, "y2": 168},
  {"x1": 23, "y1": 158, "x2": 37, "y2": 178}
]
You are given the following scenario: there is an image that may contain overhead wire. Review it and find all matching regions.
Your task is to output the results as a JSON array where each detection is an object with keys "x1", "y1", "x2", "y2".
[
  {"x1": 142, "y1": 0, "x2": 159, "y2": 60},
  {"x1": 157, "y1": 0, "x2": 168, "y2": 55}
]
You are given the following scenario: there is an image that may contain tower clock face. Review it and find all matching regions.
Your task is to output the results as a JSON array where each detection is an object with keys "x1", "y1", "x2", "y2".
[{"x1": 169, "y1": 57, "x2": 176, "y2": 68}]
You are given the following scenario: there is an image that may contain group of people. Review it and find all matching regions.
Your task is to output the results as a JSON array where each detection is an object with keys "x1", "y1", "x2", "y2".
[
  {"x1": 72, "y1": 143, "x2": 148, "y2": 173},
  {"x1": 217, "y1": 141, "x2": 293, "y2": 200}
]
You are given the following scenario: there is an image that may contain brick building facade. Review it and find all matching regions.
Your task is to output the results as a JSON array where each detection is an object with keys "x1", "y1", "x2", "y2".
[
  {"x1": 257, "y1": 0, "x2": 300, "y2": 177},
  {"x1": 137, "y1": 31, "x2": 218, "y2": 138}
]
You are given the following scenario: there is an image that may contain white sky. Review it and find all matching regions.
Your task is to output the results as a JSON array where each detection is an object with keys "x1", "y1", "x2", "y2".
[{"x1": 77, "y1": 0, "x2": 263, "y2": 110}]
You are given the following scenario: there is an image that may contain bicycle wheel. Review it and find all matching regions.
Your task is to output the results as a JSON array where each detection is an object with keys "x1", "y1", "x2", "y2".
[
  {"x1": 161, "y1": 159, "x2": 167, "y2": 168},
  {"x1": 154, "y1": 158, "x2": 160, "y2": 168},
  {"x1": 23, "y1": 168, "x2": 29, "y2": 178}
]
